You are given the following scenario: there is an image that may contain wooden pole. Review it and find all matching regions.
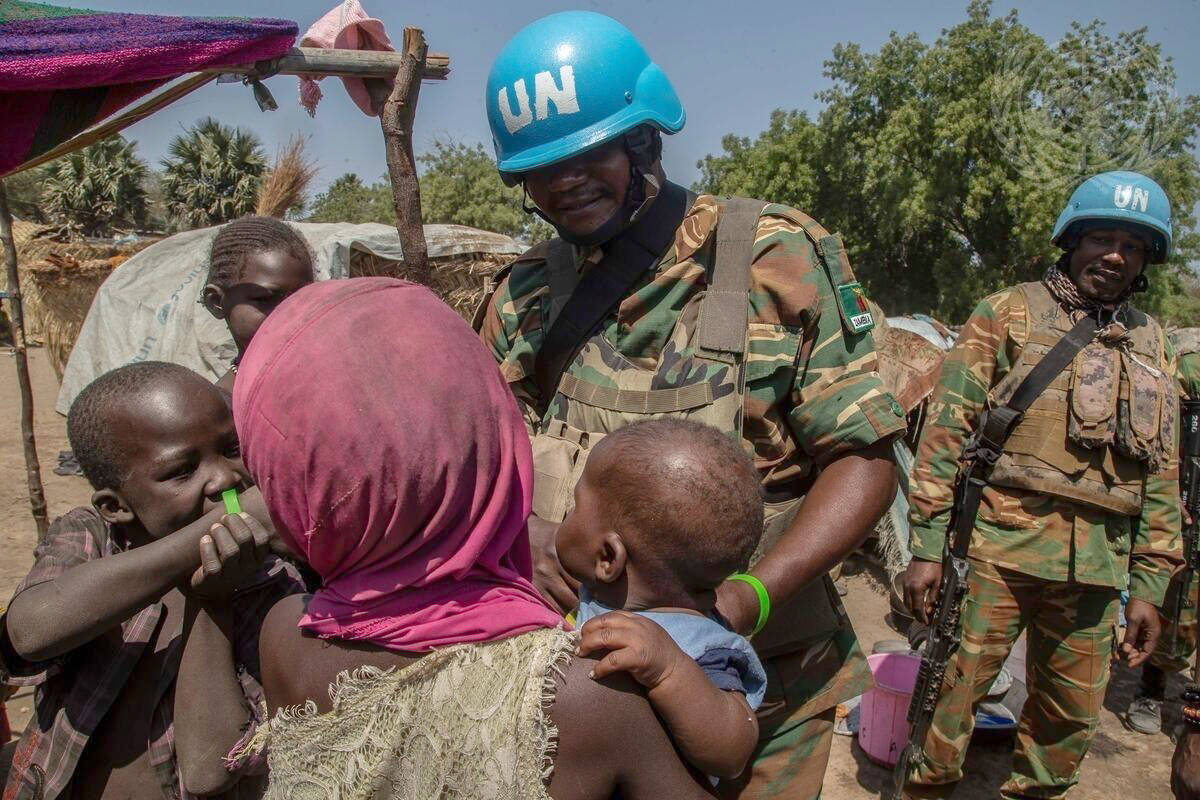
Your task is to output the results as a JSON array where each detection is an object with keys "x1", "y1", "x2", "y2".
[
  {"x1": 377, "y1": 28, "x2": 429, "y2": 283},
  {"x1": 209, "y1": 46, "x2": 450, "y2": 81},
  {"x1": 0, "y1": 181, "x2": 49, "y2": 541}
]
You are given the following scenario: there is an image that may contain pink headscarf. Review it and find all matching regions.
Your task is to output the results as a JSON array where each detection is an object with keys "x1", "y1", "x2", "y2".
[{"x1": 233, "y1": 278, "x2": 562, "y2": 652}]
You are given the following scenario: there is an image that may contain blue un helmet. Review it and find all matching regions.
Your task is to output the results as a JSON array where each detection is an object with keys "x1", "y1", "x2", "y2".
[
  {"x1": 1051, "y1": 171, "x2": 1173, "y2": 264},
  {"x1": 486, "y1": 11, "x2": 685, "y2": 184}
]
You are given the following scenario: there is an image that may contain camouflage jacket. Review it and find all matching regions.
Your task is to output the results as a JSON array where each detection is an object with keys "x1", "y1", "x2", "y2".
[
  {"x1": 479, "y1": 193, "x2": 906, "y2": 717},
  {"x1": 909, "y1": 287, "x2": 1182, "y2": 606},
  {"x1": 1172, "y1": 330, "x2": 1200, "y2": 399},
  {"x1": 478, "y1": 193, "x2": 907, "y2": 489}
]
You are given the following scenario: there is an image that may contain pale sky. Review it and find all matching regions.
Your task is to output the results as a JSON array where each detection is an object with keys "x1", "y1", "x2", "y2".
[{"x1": 69, "y1": 1, "x2": 1200, "y2": 200}]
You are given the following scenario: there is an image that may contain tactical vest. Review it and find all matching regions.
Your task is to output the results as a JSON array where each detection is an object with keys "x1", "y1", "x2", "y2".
[
  {"x1": 523, "y1": 198, "x2": 863, "y2": 659},
  {"x1": 987, "y1": 281, "x2": 1172, "y2": 516}
]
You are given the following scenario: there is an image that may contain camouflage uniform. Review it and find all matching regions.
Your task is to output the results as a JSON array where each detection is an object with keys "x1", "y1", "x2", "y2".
[
  {"x1": 478, "y1": 192, "x2": 907, "y2": 798},
  {"x1": 1149, "y1": 332, "x2": 1200, "y2": 675},
  {"x1": 906, "y1": 283, "x2": 1183, "y2": 798}
]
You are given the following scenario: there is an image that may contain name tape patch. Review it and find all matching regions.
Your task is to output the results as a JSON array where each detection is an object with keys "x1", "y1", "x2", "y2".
[{"x1": 836, "y1": 281, "x2": 875, "y2": 334}]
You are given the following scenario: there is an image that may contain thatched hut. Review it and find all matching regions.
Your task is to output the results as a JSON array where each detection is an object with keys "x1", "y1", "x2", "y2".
[{"x1": 57, "y1": 221, "x2": 524, "y2": 414}]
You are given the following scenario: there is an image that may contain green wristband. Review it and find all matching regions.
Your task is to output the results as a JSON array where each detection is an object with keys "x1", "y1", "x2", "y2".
[
  {"x1": 727, "y1": 573, "x2": 770, "y2": 637},
  {"x1": 222, "y1": 488, "x2": 241, "y2": 516}
]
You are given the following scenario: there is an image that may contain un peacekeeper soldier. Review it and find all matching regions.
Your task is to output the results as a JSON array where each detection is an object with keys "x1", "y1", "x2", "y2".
[
  {"x1": 1127, "y1": 328, "x2": 1200, "y2": 736},
  {"x1": 475, "y1": 11, "x2": 905, "y2": 798},
  {"x1": 902, "y1": 170, "x2": 1183, "y2": 799}
]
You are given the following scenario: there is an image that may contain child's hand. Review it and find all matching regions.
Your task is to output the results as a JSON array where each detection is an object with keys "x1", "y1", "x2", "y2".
[
  {"x1": 186, "y1": 513, "x2": 269, "y2": 602},
  {"x1": 577, "y1": 611, "x2": 690, "y2": 691}
]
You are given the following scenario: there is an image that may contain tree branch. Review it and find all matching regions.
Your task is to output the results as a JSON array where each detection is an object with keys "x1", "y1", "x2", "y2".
[{"x1": 378, "y1": 27, "x2": 429, "y2": 283}]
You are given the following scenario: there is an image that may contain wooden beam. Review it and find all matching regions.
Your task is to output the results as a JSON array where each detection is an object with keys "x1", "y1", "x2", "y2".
[
  {"x1": 379, "y1": 28, "x2": 430, "y2": 283},
  {"x1": 209, "y1": 46, "x2": 450, "y2": 81},
  {"x1": 0, "y1": 181, "x2": 49, "y2": 541}
]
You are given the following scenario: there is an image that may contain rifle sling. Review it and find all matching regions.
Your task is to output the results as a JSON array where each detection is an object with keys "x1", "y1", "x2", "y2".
[
  {"x1": 948, "y1": 312, "x2": 1101, "y2": 558},
  {"x1": 533, "y1": 181, "x2": 695, "y2": 412}
]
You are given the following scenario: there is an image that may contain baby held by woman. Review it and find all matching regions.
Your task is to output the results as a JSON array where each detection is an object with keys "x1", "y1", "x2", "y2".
[{"x1": 558, "y1": 419, "x2": 767, "y2": 779}]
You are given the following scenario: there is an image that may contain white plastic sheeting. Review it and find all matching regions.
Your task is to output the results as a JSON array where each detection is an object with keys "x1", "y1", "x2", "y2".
[
  {"x1": 57, "y1": 222, "x2": 524, "y2": 414},
  {"x1": 885, "y1": 315, "x2": 957, "y2": 351}
]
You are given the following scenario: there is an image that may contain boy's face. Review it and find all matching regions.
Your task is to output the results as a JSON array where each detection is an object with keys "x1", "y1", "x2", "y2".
[
  {"x1": 97, "y1": 377, "x2": 248, "y2": 543},
  {"x1": 204, "y1": 249, "x2": 314, "y2": 354},
  {"x1": 555, "y1": 447, "x2": 618, "y2": 587}
]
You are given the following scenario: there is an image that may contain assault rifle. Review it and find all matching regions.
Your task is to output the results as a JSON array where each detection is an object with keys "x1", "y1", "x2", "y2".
[
  {"x1": 888, "y1": 312, "x2": 1100, "y2": 800},
  {"x1": 1171, "y1": 399, "x2": 1200, "y2": 656},
  {"x1": 888, "y1": 415, "x2": 1007, "y2": 800}
]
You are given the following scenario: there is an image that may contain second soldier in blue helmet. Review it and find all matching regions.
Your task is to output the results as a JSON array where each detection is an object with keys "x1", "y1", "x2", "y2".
[
  {"x1": 902, "y1": 171, "x2": 1182, "y2": 797},
  {"x1": 476, "y1": 11, "x2": 906, "y2": 798}
]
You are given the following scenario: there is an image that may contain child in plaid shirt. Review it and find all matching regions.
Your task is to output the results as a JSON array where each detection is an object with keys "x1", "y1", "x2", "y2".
[{"x1": 0, "y1": 362, "x2": 303, "y2": 800}]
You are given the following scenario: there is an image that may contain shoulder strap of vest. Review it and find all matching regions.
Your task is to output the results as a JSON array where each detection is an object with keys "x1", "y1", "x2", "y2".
[
  {"x1": 543, "y1": 237, "x2": 576, "y2": 331},
  {"x1": 532, "y1": 181, "x2": 696, "y2": 414},
  {"x1": 696, "y1": 197, "x2": 768, "y2": 362}
]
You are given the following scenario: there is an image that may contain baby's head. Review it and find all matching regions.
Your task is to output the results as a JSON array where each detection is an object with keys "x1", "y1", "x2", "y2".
[
  {"x1": 68, "y1": 361, "x2": 247, "y2": 546},
  {"x1": 556, "y1": 419, "x2": 764, "y2": 611},
  {"x1": 202, "y1": 216, "x2": 315, "y2": 355}
]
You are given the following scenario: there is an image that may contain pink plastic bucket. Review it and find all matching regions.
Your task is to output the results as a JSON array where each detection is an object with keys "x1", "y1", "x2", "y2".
[{"x1": 858, "y1": 651, "x2": 922, "y2": 767}]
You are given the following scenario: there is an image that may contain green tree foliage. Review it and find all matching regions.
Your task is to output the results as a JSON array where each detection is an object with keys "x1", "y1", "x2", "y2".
[
  {"x1": 418, "y1": 140, "x2": 551, "y2": 242},
  {"x1": 3, "y1": 169, "x2": 47, "y2": 222},
  {"x1": 38, "y1": 136, "x2": 148, "y2": 237},
  {"x1": 160, "y1": 118, "x2": 266, "y2": 230},
  {"x1": 306, "y1": 141, "x2": 550, "y2": 243},
  {"x1": 697, "y1": 1, "x2": 1200, "y2": 325},
  {"x1": 697, "y1": 110, "x2": 822, "y2": 213},
  {"x1": 306, "y1": 173, "x2": 394, "y2": 224}
]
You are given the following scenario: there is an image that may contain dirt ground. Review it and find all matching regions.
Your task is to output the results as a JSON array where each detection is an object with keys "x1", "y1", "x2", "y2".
[{"x1": 0, "y1": 347, "x2": 1181, "y2": 797}]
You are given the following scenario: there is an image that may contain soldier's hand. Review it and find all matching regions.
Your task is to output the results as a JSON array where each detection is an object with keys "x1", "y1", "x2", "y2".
[
  {"x1": 1173, "y1": 729, "x2": 1200, "y2": 799},
  {"x1": 527, "y1": 513, "x2": 579, "y2": 616},
  {"x1": 1121, "y1": 597, "x2": 1162, "y2": 668},
  {"x1": 903, "y1": 559, "x2": 943, "y2": 625}
]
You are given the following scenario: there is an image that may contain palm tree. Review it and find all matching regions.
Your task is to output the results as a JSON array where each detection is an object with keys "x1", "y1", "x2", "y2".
[
  {"x1": 160, "y1": 118, "x2": 266, "y2": 230},
  {"x1": 40, "y1": 136, "x2": 148, "y2": 237}
]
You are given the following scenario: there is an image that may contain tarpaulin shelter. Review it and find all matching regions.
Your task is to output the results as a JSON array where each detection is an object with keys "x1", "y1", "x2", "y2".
[
  {"x1": 0, "y1": 0, "x2": 298, "y2": 177},
  {"x1": 0, "y1": 0, "x2": 449, "y2": 536}
]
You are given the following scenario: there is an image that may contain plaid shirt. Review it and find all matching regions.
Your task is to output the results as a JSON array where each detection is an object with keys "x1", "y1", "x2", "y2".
[{"x1": 0, "y1": 508, "x2": 305, "y2": 800}]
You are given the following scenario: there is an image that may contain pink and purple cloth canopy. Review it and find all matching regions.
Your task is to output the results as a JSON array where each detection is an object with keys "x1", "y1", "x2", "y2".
[{"x1": 0, "y1": 1, "x2": 297, "y2": 176}]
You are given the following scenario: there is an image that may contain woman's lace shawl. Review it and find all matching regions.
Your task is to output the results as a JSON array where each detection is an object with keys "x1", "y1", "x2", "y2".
[{"x1": 243, "y1": 628, "x2": 575, "y2": 800}]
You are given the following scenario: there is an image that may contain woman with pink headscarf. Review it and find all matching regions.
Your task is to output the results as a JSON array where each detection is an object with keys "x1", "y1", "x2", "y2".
[{"x1": 230, "y1": 278, "x2": 711, "y2": 799}]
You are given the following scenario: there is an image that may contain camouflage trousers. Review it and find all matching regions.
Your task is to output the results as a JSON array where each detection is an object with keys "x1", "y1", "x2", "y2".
[
  {"x1": 1149, "y1": 569, "x2": 1198, "y2": 676},
  {"x1": 717, "y1": 707, "x2": 836, "y2": 800},
  {"x1": 905, "y1": 558, "x2": 1119, "y2": 799}
]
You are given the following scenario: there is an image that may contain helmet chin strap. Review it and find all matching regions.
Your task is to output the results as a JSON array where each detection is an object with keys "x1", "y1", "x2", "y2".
[{"x1": 520, "y1": 127, "x2": 663, "y2": 248}]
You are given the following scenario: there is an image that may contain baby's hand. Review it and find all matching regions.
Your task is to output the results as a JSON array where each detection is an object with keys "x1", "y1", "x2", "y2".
[
  {"x1": 187, "y1": 513, "x2": 269, "y2": 602},
  {"x1": 577, "y1": 611, "x2": 690, "y2": 690}
]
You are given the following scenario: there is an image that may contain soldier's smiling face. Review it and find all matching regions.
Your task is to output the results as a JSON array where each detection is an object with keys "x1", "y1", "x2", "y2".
[
  {"x1": 1067, "y1": 228, "x2": 1148, "y2": 303},
  {"x1": 522, "y1": 139, "x2": 631, "y2": 238}
]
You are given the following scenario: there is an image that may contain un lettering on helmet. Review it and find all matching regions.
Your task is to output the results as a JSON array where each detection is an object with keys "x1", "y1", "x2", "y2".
[
  {"x1": 1113, "y1": 184, "x2": 1151, "y2": 214},
  {"x1": 498, "y1": 66, "x2": 580, "y2": 135}
]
